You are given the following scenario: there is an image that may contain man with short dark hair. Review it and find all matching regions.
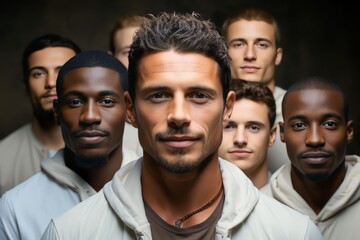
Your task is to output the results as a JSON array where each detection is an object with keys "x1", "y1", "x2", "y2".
[
  {"x1": 41, "y1": 13, "x2": 322, "y2": 240},
  {"x1": 262, "y1": 76, "x2": 360, "y2": 239},
  {"x1": 219, "y1": 79, "x2": 276, "y2": 189}
]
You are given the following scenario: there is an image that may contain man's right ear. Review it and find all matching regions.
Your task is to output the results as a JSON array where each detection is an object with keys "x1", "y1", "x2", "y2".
[{"x1": 53, "y1": 99, "x2": 60, "y2": 125}]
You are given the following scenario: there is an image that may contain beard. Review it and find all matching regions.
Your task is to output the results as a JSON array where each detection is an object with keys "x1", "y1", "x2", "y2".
[
  {"x1": 33, "y1": 105, "x2": 56, "y2": 126},
  {"x1": 152, "y1": 150, "x2": 212, "y2": 173}
]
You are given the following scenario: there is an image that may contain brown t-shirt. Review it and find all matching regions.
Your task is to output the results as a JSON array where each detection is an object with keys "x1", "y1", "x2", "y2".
[{"x1": 144, "y1": 195, "x2": 224, "y2": 240}]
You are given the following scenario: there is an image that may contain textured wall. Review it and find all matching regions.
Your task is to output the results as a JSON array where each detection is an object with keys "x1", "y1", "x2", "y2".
[{"x1": 0, "y1": 0, "x2": 359, "y2": 154}]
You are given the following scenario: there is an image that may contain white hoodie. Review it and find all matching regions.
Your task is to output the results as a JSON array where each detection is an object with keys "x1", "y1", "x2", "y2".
[
  {"x1": 262, "y1": 155, "x2": 360, "y2": 240},
  {"x1": 41, "y1": 158, "x2": 323, "y2": 239}
]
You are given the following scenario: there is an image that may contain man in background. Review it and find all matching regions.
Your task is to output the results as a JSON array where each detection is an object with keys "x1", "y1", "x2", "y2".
[
  {"x1": 0, "y1": 34, "x2": 81, "y2": 195},
  {"x1": 262, "y1": 76, "x2": 359, "y2": 239},
  {"x1": 219, "y1": 79, "x2": 276, "y2": 189}
]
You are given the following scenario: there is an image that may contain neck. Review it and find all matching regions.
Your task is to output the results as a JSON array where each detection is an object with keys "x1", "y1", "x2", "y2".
[
  {"x1": 266, "y1": 79, "x2": 275, "y2": 93},
  {"x1": 32, "y1": 117, "x2": 64, "y2": 150},
  {"x1": 142, "y1": 152, "x2": 223, "y2": 227},
  {"x1": 291, "y1": 162, "x2": 347, "y2": 214},
  {"x1": 244, "y1": 160, "x2": 269, "y2": 189},
  {"x1": 64, "y1": 147, "x2": 123, "y2": 192}
]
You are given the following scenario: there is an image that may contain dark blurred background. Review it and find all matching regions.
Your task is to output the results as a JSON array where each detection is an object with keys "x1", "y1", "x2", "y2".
[{"x1": 1, "y1": 0, "x2": 359, "y2": 155}]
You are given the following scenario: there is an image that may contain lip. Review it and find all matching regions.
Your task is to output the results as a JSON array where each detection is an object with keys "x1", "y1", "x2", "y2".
[
  {"x1": 240, "y1": 65, "x2": 260, "y2": 73},
  {"x1": 41, "y1": 93, "x2": 58, "y2": 101},
  {"x1": 161, "y1": 136, "x2": 198, "y2": 148},
  {"x1": 76, "y1": 131, "x2": 107, "y2": 145},
  {"x1": 301, "y1": 151, "x2": 331, "y2": 164},
  {"x1": 228, "y1": 148, "x2": 252, "y2": 159}
]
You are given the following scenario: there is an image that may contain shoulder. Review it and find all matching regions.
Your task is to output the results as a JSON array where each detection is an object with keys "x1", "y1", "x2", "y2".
[
  {"x1": 42, "y1": 190, "x2": 114, "y2": 238},
  {"x1": 254, "y1": 193, "x2": 322, "y2": 238},
  {"x1": 0, "y1": 124, "x2": 32, "y2": 144}
]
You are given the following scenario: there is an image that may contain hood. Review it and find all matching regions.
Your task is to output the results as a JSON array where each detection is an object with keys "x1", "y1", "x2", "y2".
[{"x1": 268, "y1": 155, "x2": 360, "y2": 222}]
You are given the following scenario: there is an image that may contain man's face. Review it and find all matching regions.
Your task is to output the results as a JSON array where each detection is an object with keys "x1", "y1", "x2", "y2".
[
  {"x1": 27, "y1": 47, "x2": 76, "y2": 119},
  {"x1": 280, "y1": 89, "x2": 353, "y2": 180},
  {"x1": 55, "y1": 67, "x2": 126, "y2": 167},
  {"x1": 113, "y1": 26, "x2": 139, "y2": 69},
  {"x1": 226, "y1": 20, "x2": 282, "y2": 88},
  {"x1": 126, "y1": 50, "x2": 234, "y2": 173},
  {"x1": 219, "y1": 98, "x2": 275, "y2": 175}
]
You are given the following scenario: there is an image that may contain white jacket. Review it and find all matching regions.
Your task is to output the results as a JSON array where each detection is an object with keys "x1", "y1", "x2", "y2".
[{"x1": 41, "y1": 158, "x2": 323, "y2": 239}]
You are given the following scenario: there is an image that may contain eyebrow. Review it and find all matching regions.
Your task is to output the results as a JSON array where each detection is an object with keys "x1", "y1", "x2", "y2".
[
  {"x1": 287, "y1": 113, "x2": 344, "y2": 122},
  {"x1": 141, "y1": 85, "x2": 218, "y2": 95},
  {"x1": 62, "y1": 90, "x2": 121, "y2": 98},
  {"x1": 228, "y1": 37, "x2": 272, "y2": 44}
]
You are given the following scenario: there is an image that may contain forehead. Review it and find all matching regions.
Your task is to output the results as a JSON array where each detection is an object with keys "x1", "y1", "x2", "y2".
[
  {"x1": 283, "y1": 89, "x2": 345, "y2": 119},
  {"x1": 61, "y1": 67, "x2": 121, "y2": 93},
  {"x1": 114, "y1": 27, "x2": 139, "y2": 48},
  {"x1": 232, "y1": 99, "x2": 269, "y2": 122},
  {"x1": 137, "y1": 50, "x2": 220, "y2": 88},
  {"x1": 28, "y1": 47, "x2": 76, "y2": 68},
  {"x1": 227, "y1": 20, "x2": 276, "y2": 41}
]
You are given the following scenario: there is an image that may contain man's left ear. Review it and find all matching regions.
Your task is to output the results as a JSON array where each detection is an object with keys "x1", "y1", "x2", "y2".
[
  {"x1": 268, "y1": 124, "x2": 277, "y2": 147},
  {"x1": 275, "y1": 48, "x2": 283, "y2": 66},
  {"x1": 347, "y1": 120, "x2": 354, "y2": 143},
  {"x1": 224, "y1": 90, "x2": 235, "y2": 119}
]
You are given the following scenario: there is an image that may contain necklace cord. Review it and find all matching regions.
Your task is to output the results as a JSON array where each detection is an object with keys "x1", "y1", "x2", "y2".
[{"x1": 174, "y1": 185, "x2": 223, "y2": 228}]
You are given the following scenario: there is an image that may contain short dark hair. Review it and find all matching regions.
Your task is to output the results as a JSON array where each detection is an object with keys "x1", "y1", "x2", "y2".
[
  {"x1": 231, "y1": 79, "x2": 276, "y2": 128},
  {"x1": 56, "y1": 50, "x2": 128, "y2": 98},
  {"x1": 222, "y1": 6, "x2": 281, "y2": 48},
  {"x1": 128, "y1": 12, "x2": 231, "y2": 103},
  {"x1": 282, "y1": 76, "x2": 349, "y2": 121},
  {"x1": 22, "y1": 34, "x2": 81, "y2": 94}
]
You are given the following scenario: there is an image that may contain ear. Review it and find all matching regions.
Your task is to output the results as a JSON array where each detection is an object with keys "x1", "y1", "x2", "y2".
[
  {"x1": 279, "y1": 122, "x2": 285, "y2": 143},
  {"x1": 124, "y1": 91, "x2": 138, "y2": 128},
  {"x1": 346, "y1": 120, "x2": 354, "y2": 143},
  {"x1": 53, "y1": 99, "x2": 60, "y2": 125},
  {"x1": 268, "y1": 124, "x2": 277, "y2": 147},
  {"x1": 223, "y1": 90, "x2": 235, "y2": 120},
  {"x1": 275, "y1": 48, "x2": 283, "y2": 66}
]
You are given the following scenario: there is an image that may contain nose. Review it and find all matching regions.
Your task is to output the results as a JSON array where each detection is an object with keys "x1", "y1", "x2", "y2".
[
  {"x1": 45, "y1": 71, "x2": 57, "y2": 89},
  {"x1": 167, "y1": 95, "x2": 191, "y2": 128},
  {"x1": 234, "y1": 125, "x2": 247, "y2": 146},
  {"x1": 305, "y1": 124, "x2": 325, "y2": 148},
  {"x1": 244, "y1": 45, "x2": 256, "y2": 61},
  {"x1": 80, "y1": 100, "x2": 101, "y2": 126}
]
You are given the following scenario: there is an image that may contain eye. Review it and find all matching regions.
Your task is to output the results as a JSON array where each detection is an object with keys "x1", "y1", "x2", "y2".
[
  {"x1": 189, "y1": 92, "x2": 209, "y2": 104},
  {"x1": 248, "y1": 124, "x2": 260, "y2": 133},
  {"x1": 99, "y1": 98, "x2": 116, "y2": 107},
  {"x1": 68, "y1": 99, "x2": 83, "y2": 107},
  {"x1": 291, "y1": 122, "x2": 306, "y2": 130},
  {"x1": 323, "y1": 120, "x2": 338, "y2": 129},
  {"x1": 224, "y1": 122, "x2": 236, "y2": 130},
  {"x1": 229, "y1": 40, "x2": 245, "y2": 49},
  {"x1": 148, "y1": 92, "x2": 170, "y2": 103},
  {"x1": 256, "y1": 41, "x2": 270, "y2": 49},
  {"x1": 30, "y1": 71, "x2": 46, "y2": 79}
]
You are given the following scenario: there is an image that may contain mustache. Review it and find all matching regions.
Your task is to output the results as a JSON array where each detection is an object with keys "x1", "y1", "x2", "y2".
[{"x1": 155, "y1": 128, "x2": 201, "y2": 140}]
